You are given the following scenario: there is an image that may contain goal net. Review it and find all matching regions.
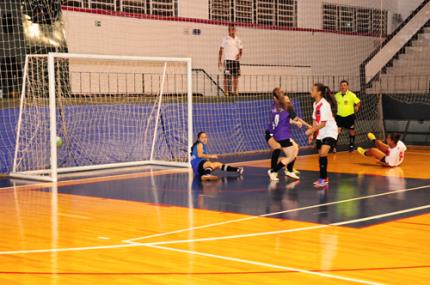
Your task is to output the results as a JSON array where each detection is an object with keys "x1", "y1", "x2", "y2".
[{"x1": 11, "y1": 53, "x2": 192, "y2": 182}]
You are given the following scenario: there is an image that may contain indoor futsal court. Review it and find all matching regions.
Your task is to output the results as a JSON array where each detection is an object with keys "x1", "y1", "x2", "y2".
[{"x1": 1, "y1": 0, "x2": 430, "y2": 285}]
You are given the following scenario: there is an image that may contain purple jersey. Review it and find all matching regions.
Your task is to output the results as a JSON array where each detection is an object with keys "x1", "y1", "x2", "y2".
[{"x1": 267, "y1": 104, "x2": 297, "y2": 141}]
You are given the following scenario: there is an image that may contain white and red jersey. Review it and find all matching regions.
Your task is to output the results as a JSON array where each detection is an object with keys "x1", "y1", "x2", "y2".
[
  {"x1": 312, "y1": 98, "x2": 338, "y2": 140},
  {"x1": 385, "y1": 141, "x2": 407, "y2": 167}
]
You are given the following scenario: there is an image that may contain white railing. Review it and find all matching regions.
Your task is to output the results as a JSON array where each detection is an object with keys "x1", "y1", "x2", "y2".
[{"x1": 365, "y1": 0, "x2": 430, "y2": 84}]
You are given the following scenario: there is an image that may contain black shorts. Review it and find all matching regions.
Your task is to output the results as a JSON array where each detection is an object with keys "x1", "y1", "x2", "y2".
[
  {"x1": 197, "y1": 160, "x2": 208, "y2": 176},
  {"x1": 278, "y1": 139, "x2": 293, "y2": 148},
  {"x1": 225, "y1": 60, "x2": 241, "y2": 77},
  {"x1": 265, "y1": 131, "x2": 273, "y2": 142},
  {"x1": 316, "y1": 137, "x2": 337, "y2": 150},
  {"x1": 336, "y1": 114, "x2": 355, "y2": 129}
]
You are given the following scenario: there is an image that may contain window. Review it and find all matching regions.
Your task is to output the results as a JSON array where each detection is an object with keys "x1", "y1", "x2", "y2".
[
  {"x1": 66, "y1": 1, "x2": 178, "y2": 16},
  {"x1": 64, "y1": 0, "x2": 84, "y2": 8},
  {"x1": 277, "y1": 0, "x2": 297, "y2": 27},
  {"x1": 322, "y1": 4, "x2": 337, "y2": 31},
  {"x1": 209, "y1": 0, "x2": 297, "y2": 27},
  {"x1": 151, "y1": 0, "x2": 178, "y2": 17},
  {"x1": 234, "y1": 0, "x2": 253, "y2": 23},
  {"x1": 356, "y1": 8, "x2": 371, "y2": 33},
  {"x1": 256, "y1": 0, "x2": 275, "y2": 26},
  {"x1": 121, "y1": 0, "x2": 147, "y2": 13},
  {"x1": 372, "y1": 9, "x2": 387, "y2": 35},
  {"x1": 209, "y1": 0, "x2": 232, "y2": 22},
  {"x1": 322, "y1": 3, "x2": 387, "y2": 35},
  {"x1": 88, "y1": 0, "x2": 117, "y2": 11},
  {"x1": 339, "y1": 6, "x2": 355, "y2": 32}
]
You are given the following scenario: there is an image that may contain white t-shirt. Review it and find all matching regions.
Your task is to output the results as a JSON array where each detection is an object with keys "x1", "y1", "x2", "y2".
[
  {"x1": 312, "y1": 98, "x2": 338, "y2": 140},
  {"x1": 220, "y1": 36, "x2": 243, "y2": 61},
  {"x1": 385, "y1": 141, "x2": 407, "y2": 167}
]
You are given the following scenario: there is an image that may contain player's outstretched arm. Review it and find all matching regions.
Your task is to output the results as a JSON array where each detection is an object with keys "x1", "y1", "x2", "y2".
[{"x1": 197, "y1": 143, "x2": 218, "y2": 160}]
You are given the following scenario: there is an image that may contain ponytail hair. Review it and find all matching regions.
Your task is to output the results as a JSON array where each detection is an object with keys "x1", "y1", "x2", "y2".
[
  {"x1": 272, "y1": 87, "x2": 292, "y2": 111},
  {"x1": 190, "y1": 131, "x2": 206, "y2": 154},
  {"x1": 314, "y1": 83, "x2": 336, "y2": 114}
]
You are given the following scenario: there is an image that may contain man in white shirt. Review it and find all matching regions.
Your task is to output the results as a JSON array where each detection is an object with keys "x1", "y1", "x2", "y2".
[
  {"x1": 357, "y1": 133, "x2": 407, "y2": 167},
  {"x1": 218, "y1": 25, "x2": 243, "y2": 96}
]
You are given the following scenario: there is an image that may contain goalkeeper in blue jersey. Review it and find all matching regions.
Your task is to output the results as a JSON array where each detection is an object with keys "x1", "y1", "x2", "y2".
[{"x1": 190, "y1": 132, "x2": 244, "y2": 180}]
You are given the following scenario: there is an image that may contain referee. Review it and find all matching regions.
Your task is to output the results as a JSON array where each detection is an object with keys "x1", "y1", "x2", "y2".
[{"x1": 334, "y1": 80, "x2": 361, "y2": 152}]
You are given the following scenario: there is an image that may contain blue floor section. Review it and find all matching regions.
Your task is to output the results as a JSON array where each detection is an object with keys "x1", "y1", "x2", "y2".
[{"x1": 23, "y1": 166, "x2": 430, "y2": 228}]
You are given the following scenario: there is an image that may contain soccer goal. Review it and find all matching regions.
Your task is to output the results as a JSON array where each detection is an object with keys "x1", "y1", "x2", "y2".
[{"x1": 11, "y1": 53, "x2": 193, "y2": 182}]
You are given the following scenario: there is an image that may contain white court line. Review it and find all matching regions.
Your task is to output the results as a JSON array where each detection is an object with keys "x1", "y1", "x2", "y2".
[
  {"x1": 0, "y1": 203, "x2": 428, "y2": 256},
  {"x1": 140, "y1": 204, "x2": 430, "y2": 246},
  {"x1": 0, "y1": 243, "x2": 140, "y2": 256},
  {"x1": 145, "y1": 244, "x2": 383, "y2": 285},
  {"x1": 123, "y1": 184, "x2": 430, "y2": 243}
]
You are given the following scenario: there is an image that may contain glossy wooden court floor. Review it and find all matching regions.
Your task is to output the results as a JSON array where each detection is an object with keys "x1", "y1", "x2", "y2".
[{"x1": 1, "y1": 150, "x2": 430, "y2": 285}]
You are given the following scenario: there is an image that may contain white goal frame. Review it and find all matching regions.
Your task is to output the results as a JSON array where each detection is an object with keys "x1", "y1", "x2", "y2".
[{"x1": 10, "y1": 53, "x2": 193, "y2": 182}]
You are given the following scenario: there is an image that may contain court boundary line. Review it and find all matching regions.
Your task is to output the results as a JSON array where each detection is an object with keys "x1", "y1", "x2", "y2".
[
  {"x1": 132, "y1": 204, "x2": 430, "y2": 246},
  {"x1": 123, "y1": 184, "x2": 430, "y2": 243},
  {"x1": 0, "y1": 202, "x2": 428, "y2": 256},
  {"x1": 2, "y1": 168, "x2": 189, "y2": 192},
  {"x1": 145, "y1": 244, "x2": 383, "y2": 285}
]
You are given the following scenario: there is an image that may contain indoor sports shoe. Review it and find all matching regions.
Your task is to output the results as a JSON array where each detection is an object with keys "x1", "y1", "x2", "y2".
[
  {"x1": 285, "y1": 170, "x2": 300, "y2": 180},
  {"x1": 292, "y1": 168, "x2": 300, "y2": 175},
  {"x1": 313, "y1": 178, "x2": 329, "y2": 187},
  {"x1": 357, "y1": 147, "x2": 367, "y2": 156},
  {"x1": 238, "y1": 167, "x2": 244, "y2": 176},
  {"x1": 367, "y1": 132, "x2": 376, "y2": 141},
  {"x1": 349, "y1": 144, "x2": 354, "y2": 152},
  {"x1": 268, "y1": 170, "x2": 279, "y2": 181}
]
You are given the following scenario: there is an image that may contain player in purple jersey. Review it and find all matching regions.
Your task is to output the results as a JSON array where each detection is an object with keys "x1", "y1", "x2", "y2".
[{"x1": 266, "y1": 88, "x2": 311, "y2": 181}]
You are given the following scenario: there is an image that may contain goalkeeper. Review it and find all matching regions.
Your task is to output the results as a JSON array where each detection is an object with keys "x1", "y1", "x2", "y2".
[{"x1": 190, "y1": 132, "x2": 244, "y2": 180}]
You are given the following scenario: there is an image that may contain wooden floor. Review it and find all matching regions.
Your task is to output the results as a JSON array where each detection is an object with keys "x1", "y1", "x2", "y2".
[{"x1": 0, "y1": 151, "x2": 429, "y2": 284}]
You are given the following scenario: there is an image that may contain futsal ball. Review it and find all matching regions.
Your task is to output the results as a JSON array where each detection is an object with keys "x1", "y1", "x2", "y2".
[{"x1": 56, "y1": 136, "x2": 63, "y2": 148}]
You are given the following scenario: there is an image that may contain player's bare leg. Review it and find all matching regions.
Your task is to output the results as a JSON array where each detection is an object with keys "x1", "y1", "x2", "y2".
[
  {"x1": 284, "y1": 143, "x2": 300, "y2": 180},
  {"x1": 314, "y1": 145, "x2": 330, "y2": 187},
  {"x1": 201, "y1": 161, "x2": 243, "y2": 181},
  {"x1": 223, "y1": 75, "x2": 230, "y2": 96},
  {"x1": 233, "y1": 76, "x2": 239, "y2": 96},
  {"x1": 348, "y1": 128, "x2": 357, "y2": 152},
  {"x1": 357, "y1": 132, "x2": 387, "y2": 161}
]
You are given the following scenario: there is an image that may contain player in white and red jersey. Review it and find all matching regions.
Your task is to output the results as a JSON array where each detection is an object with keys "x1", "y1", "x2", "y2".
[{"x1": 357, "y1": 133, "x2": 407, "y2": 167}]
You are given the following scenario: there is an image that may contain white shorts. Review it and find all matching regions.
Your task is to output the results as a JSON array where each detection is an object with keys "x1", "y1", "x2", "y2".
[{"x1": 383, "y1": 149, "x2": 405, "y2": 167}]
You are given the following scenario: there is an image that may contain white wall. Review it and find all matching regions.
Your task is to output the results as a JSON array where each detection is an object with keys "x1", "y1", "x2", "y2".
[
  {"x1": 178, "y1": 0, "x2": 208, "y2": 19},
  {"x1": 178, "y1": 0, "x2": 407, "y2": 34},
  {"x1": 63, "y1": 10, "x2": 377, "y2": 79},
  {"x1": 397, "y1": 0, "x2": 425, "y2": 20}
]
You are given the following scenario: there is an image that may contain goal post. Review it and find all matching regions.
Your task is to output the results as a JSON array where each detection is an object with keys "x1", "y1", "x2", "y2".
[{"x1": 11, "y1": 53, "x2": 193, "y2": 182}]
